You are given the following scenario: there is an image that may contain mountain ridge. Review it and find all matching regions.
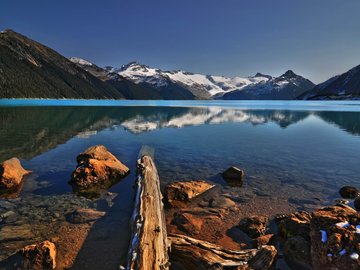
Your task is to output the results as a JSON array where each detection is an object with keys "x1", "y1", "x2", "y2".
[
  {"x1": 298, "y1": 65, "x2": 360, "y2": 100},
  {"x1": 2, "y1": 29, "x2": 357, "y2": 100},
  {"x1": 0, "y1": 30, "x2": 125, "y2": 99},
  {"x1": 87, "y1": 60, "x2": 315, "y2": 100}
]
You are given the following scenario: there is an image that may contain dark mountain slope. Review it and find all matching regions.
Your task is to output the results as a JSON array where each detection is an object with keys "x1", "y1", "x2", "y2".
[
  {"x1": 0, "y1": 30, "x2": 124, "y2": 99},
  {"x1": 298, "y1": 65, "x2": 360, "y2": 100}
]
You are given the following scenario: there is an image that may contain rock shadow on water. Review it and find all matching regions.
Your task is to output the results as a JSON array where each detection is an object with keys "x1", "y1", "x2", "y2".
[
  {"x1": 69, "y1": 189, "x2": 134, "y2": 270},
  {"x1": 69, "y1": 177, "x2": 128, "y2": 200},
  {"x1": 0, "y1": 180, "x2": 25, "y2": 199},
  {"x1": 208, "y1": 173, "x2": 243, "y2": 188}
]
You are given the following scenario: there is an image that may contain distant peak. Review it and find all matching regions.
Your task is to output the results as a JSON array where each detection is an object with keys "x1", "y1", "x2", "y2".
[
  {"x1": 1, "y1": 29, "x2": 11, "y2": 34},
  {"x1": 282, "y1": 70, "x2": 297, "y2": 78},
  {"x1": 255, "y1": 72, "x2": 268, "y2": 77},
  {"x1": 0, "y1": 29, "x2": 21, "y2": 36},
  {"x1": 104, "y1": 66, "x2": 115, "y2": 72},
  {"x1": 254, "y1": 72, "x2": 272, "y2": 79},
  {"x1": 121, "y1": 61, "x2": 142, "y2": 70},
  {"x1": 127, "y1": 61, "x2": 139, "y2": 66}
]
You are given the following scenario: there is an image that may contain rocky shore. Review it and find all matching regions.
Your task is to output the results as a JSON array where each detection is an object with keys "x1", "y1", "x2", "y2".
[
  {"x1": 164, "y1": 177, "x2": 360, "y2": 270},
  {"x1": 0, "y1": 146, "x2": 359, "y2": 269}
]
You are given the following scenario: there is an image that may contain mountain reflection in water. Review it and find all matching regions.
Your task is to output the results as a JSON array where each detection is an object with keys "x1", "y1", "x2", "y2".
[
  {"x1": 0, "y1": 103, "x2": 360, "y2": 268},
  {"x1": 0, "y1": 106, "x2": 359, "y2": 161}
]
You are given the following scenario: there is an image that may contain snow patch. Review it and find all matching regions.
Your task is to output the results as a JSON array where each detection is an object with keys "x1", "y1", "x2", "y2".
[{"x1": 70, "y1": 57, "x2": 94, "y2": 66}]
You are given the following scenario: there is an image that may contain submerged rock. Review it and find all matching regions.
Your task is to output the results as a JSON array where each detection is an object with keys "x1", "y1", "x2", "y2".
[
  {"x1": 238, "y1": 216, "x2": 269, "y2": 238},
  {"x1": 221, "y1": 166, "x2": 244, "y2": 186},
  {"x1": 66, "y1": 208, "x2": 106, "y2": 224},
  {"x1": 0, "y1": 158, "x2": 31, "y2": 191},
  {"x1": 70, "y1": 145, "x2": 129, "y2": 190},
  {"x1": 0, "y1": 224, "x2": 34, "y2": 242},
  {"x1": 208, "y1": 197, "x2": 236, "y2": 209},
  {"x1": 164, "y1": 180, "x2": 215, "y2": 205},
  {"x1": 339, "y1": 186, "x2": 360, "y2": 199},
  {"x1": 310, "y1": 204, "x2": 360, "y2": 270}
]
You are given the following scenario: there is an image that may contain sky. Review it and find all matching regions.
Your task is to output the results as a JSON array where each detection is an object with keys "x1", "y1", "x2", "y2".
[{"x1": 1, "y1": 0, "x2": 360, "y2": 83}]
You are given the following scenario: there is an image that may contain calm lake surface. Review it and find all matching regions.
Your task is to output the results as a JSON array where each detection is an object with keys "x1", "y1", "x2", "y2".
[{"x1": 1, "y1": 100, "x2": 360, "y2": 268}]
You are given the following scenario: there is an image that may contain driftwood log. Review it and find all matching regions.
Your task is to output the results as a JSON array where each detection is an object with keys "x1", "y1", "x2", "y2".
[
  {"x1": 168, "y1": 234, "x2": 277, "y2": 270},
  {"x1": 127, "y1": 152, "x2": 170, "y2": 270},
  {"x1": 127, "y1": 147, "x2": 276, "y2": 270}
]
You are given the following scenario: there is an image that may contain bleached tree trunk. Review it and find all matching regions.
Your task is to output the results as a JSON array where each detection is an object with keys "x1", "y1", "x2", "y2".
[{"x1": 127, "y1": 153, "x2": 170, "y2": 270}]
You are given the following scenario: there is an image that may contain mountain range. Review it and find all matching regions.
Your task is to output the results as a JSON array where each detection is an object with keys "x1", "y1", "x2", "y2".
[
  {"x1": 72, "y1": 59, "x2": 315, "y2": 100},
  {"x1": 0, "y1": 29, "x2": 359, "y2": 100}
]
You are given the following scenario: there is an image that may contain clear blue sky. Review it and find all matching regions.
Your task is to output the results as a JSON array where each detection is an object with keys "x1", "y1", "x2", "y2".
[{"x1": 1, "y1": 0, "x2": 360, "y2": 83}]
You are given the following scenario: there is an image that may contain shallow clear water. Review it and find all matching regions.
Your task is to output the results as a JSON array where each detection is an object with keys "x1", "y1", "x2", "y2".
[{"x1": 1, "y1": 100, "x2": 360, "y2": 267}]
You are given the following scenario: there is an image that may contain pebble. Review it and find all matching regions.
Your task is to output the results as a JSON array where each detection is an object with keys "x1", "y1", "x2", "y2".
[
  {"x1": 0, "y1": 201, "x2": 16, "y2": 211},
  {"x1": 334, "y1": 199, "x2": 349, "y2": 205},
  {"x1": 350, "y1": 252, "x2": 359, "y2": 260},
  {"x1": 336, "y1": 221, "x2": 350, "y2": 228},
  {"x1": 339, "y1": 249, "x2": 346, "y2": 256},
  {"x1": 320, "y1": 230, "x2": 327, "y2": 243},
  {"x1": 1, "y1": 210, "x2": 16, "y2": 219}
]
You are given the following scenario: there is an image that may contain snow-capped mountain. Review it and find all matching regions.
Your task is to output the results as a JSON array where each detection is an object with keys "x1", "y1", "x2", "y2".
[
  {"x1": 298, "y1": 65, "x2": 360, "y2": 100},
  {"x1": 222, "y1": 70, "x2": 315, "y2": 100},
  {"x1": 114, "y1": 62, "x2": 314, "y2": 100},
  {"x1": 70, "y1": 58, "x2": 314, "y2": 100},
  {"x1": 115, "y1": 62, "x2": 270, "y2": 96},
  {"x1": 69, "y1": 58, "x2": 165, "y2": 100}
]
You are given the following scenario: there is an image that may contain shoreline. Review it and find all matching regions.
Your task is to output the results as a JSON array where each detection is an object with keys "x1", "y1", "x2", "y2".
[{"x1": 1, "y1": 99, "x2": 360, "y2": 112}]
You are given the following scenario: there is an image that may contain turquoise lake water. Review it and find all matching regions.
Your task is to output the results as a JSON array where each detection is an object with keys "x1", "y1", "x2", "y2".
[{"x1": 0, "y1": 100, "x2": 360, "y2": 268}]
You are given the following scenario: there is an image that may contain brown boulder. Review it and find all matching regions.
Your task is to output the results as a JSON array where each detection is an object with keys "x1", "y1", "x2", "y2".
[
  {"x1": 0, "y1": 158, "x2": 31, "y2": 190},
  {"x1": 70, "y1": 145, "x2": 129, "y2": 189},
  {"x1": 253, "y1": 234, "x2": 275, "y2": 248},
  {"x1": 277, "y1": 211, "x2": 312, "y2": 240},
  {"x1": 238, "y1": 216, "x2": 269, "y2": 238},
  {"x1": 310, "y1": 204, "x2": 360, "y2": 270},
  {"x1": 339, "y1": 186, "x2": 360, "y2": 199},
  {"x1": 164, "y1": 180, "x2": 214, "y2": 205},
  {"x1": 20, "y1": 241, "x2": 56, "y2": 270},
  {"x1": 354, "y1": 196, "x2": 360, "y2": 211},
  {"x1": 284, "y1": 236, "x2": 311, "y2": 269},
  {"x1": 221, "y1": 166, "x2": 244, "y2": 185}
]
